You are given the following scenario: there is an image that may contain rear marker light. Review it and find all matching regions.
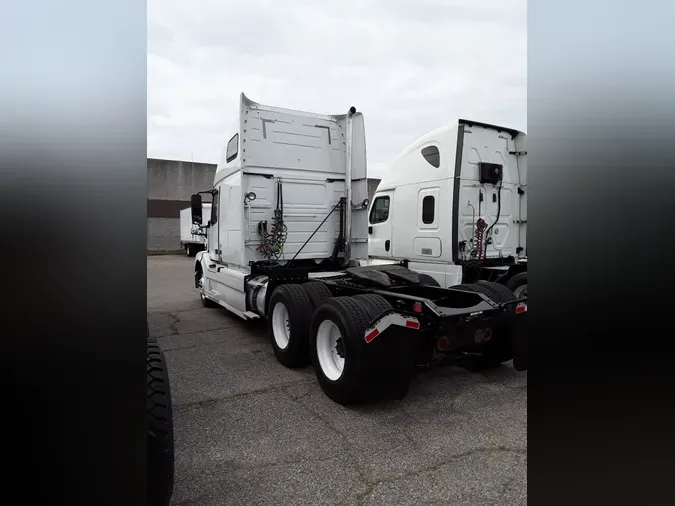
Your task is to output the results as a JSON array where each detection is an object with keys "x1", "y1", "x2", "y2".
[
  {"x1": 413, "y1": 302, "x2": 423, "y2": 313},
  {"x1": 365, "y1": 329, "x2": 379, "y2": 343},
  {"x1": 515, "y1": 303, "x2": 527, "y2": 314},
  {"x1": 405, "y1": 320, "x2": 419, "y2": 329}
]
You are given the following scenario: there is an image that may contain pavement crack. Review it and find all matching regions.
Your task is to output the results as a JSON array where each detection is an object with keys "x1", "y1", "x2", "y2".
[
  {"x1": 174, "y1": 380, "x2": 314, "y2": 412},
  {"x1": 167, "y1": 312, "x2": 181, "y2": 336}
]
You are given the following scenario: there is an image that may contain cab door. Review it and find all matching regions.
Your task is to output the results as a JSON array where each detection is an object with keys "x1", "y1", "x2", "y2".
[{"x1": 368, "y1": 191, "x2": 393, "y2": 259}]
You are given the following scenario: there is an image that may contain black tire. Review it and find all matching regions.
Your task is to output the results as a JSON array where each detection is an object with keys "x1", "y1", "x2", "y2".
[
  {"x1": 353, "y1": 293, "x2": 392, "y2": 319},
  {"x1": 301, "y1": 281, "x2": 332, "y2": 311},
  {"x1": 186, "y1": 244, "x2": 196, "y2": 257},
  {"x1": 310, "y1": 296, "x2": 415, "y2": 404},
  {"x1": 309, "y1": 297, "x2": 374, "y2": 404},
  {"x1": 268, "y1": 284, "x2": 313, "y2": 367},
  {"x1": 147, "y1": 336, "x2": 174, "y2": 506},
  {"x1": 505, "y1": 272, "x2": 527, "y2": 298},
  {"x1": 476, "y1": 281, "x2": 517, "y2": 303},
  {"x1": 452, "y1": 282, "x2": 499, "y2": 301},
  {"x1": 418, "y1": 273, "x2": 440, "y2": 287}
]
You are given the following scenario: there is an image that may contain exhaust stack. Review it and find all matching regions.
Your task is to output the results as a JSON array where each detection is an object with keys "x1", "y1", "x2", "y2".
[{"x1": 344, "y1": 106, "x2": 357, "y2": 264}]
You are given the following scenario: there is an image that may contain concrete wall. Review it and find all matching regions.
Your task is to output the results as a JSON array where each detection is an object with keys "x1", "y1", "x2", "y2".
[{"x1": 147, "y1": 157, "x2": 382, "y2": 253}]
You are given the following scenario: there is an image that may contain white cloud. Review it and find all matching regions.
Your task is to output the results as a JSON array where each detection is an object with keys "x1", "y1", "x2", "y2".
[{"x1": 148, "y1": 0, "x2": 526, "y2": 177}]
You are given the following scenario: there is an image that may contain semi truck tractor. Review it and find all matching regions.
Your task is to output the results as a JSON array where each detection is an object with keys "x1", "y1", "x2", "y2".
[
  {"x1": 368, "y1": 120, "x2": 527, "y2": 297},
  {"x1": 189, "y1": 93, "x2": 527, "y2": 405}
]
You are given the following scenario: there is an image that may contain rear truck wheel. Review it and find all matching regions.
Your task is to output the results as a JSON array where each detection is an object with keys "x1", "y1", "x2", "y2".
[
  {"x1": 418, "y1": 273, "x2": 440, "y2": 287},
  {"x1": 352, "y1": 293, "x2": 392, "y2": 319},
  {"x1": 186, "y1": 244, "x2": 196, "y2": 257},
  {"x1": 301, "y1": 281, "x2": 332, "y2": 311},
  {"x1": 310, "y1": 297, "x2": 372, "y2": 404},
  {"x1": 268, "y1": 284, "x2": 313, "y2": 367},
  {"x1": 452, "y1": 283, "x2": 516, "y2": 369},
  {"x1": 310, "y1": 296, "x2": 415, "y2": 404},
  {"x1": 147, "y1": 336, "x2": 174, "y2": 506},
  {"x1": 476, "y1": 281, "x2": 517, "y2": 303},
  {"x1": 505, "y1": 272, "x2": 527, "y2": 298}
]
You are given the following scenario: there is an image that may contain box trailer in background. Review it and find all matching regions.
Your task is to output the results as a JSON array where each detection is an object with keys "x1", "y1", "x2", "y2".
[{"x1": 180, "y1": 203, "x2": 211, "y2": 257}]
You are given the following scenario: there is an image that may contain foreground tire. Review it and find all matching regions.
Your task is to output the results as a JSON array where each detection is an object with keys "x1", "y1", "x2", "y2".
[
  {"x1": 147, "y1": 336, "x2": 174, "y2": 506},
  {"x1": 505, "y1": 272, "x2": 527, "y2": 298},
  {"x1": 301, "y1": 281, "x2": 332, "y2": 311},
  {"x1": 268, "y1": 284, "x2": 313, "y2": 367},
  {"x1": 310, "y1": 297, "x2": 373, "y2": 404},
  {"x1": 418, "y1": 273, "x2": 440, "y2": 287}
]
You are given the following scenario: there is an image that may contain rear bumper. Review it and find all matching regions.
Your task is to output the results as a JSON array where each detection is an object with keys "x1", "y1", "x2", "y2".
[{"x1": 363, "y1": 298, "x2": 528, "y2": 371}]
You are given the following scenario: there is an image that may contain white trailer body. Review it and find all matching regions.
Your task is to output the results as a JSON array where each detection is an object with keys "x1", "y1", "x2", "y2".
[
  {"x1": 368, "y1": 120, "x2": 527, "y2": 294},
  {"x1": 180, "y1": 203, "x2": 211, "y2": 256}
]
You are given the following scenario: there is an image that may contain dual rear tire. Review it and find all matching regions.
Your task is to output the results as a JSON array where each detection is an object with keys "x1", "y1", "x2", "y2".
[{"x1": 267, "y1": 283, "x2": 414, "y2": 404}]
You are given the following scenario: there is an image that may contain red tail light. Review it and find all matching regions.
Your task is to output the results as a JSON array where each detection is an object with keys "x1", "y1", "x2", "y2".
[{"x1": 413, "y1": 302, "x2": 423, "y2": 313}]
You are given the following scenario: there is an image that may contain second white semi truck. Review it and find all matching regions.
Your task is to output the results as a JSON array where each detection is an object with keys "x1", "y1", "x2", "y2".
[
  {"x1": 189, "y1": 93, "x2": 528, "y2": 405},
  {"x1": 368, "y1": 120, "x2": 527, "y2": 297}
]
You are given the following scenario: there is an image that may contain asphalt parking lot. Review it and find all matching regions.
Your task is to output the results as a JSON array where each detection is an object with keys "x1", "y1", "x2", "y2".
[{"x1": 148, "y1": 255, "x2": 527, "y2": 506}]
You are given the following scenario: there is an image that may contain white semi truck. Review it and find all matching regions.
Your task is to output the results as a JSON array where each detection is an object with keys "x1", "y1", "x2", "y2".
[
  {"x1": 368, "y1": 120, "x2": 527, "y2": 297},
  {"x1": 189, "y1": 93, "x2": 527, "y2": 405},
  {"x1": 180, "y1": 203, "x2": 211, "y2": 257}
]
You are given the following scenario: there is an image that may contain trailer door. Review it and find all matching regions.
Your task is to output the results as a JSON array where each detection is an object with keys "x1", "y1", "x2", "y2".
[{"x1": 368, "y1": 191, "x2": 393, "y2": 259}]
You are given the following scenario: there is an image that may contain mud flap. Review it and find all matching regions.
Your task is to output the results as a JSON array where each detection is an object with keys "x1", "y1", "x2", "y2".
[{"x1": 510, "y1": 303, "x2": 527, "y2": 371}]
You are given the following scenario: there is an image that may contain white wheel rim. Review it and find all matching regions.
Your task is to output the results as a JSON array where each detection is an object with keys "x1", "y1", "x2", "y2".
[
  {"x1": 316, "y1": 320, "x2": 345, "y2": 381},
  {"x1": 514, "y1": 284, "x2": 527, "y2": 298},
  {"x1": 271, "y1": 302, "x2": 291, "y2": 350}
]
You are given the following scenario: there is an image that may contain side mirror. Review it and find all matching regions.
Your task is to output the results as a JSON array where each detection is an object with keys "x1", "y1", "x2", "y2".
[{"x1": 191, "y1": 194, "x2": 203, "y2": 225}]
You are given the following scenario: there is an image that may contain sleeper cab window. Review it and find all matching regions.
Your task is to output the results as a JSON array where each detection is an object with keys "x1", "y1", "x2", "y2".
[
  {"x1": 370, "y1": 196, "x2": 390, "y2": 224},
  {"x1": 226, "y1": 134, "x2": 239, "y2": 163},
  {"x1": 422, "y1": 195, "x2": 435, "y2": 224},
  {"x1": 421, "y1": 145, "x2": 440, "y2": 168}
]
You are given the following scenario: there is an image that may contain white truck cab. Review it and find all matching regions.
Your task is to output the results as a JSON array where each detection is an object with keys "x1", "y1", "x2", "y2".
[{"x1": 368, "y1": 119, "x2": 527, "y2": 296}]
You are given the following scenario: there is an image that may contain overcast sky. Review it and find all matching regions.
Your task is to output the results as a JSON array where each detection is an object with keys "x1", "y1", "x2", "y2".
[{"x1": 148, "y1": 0, "x2": 526, "y2": 178}]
